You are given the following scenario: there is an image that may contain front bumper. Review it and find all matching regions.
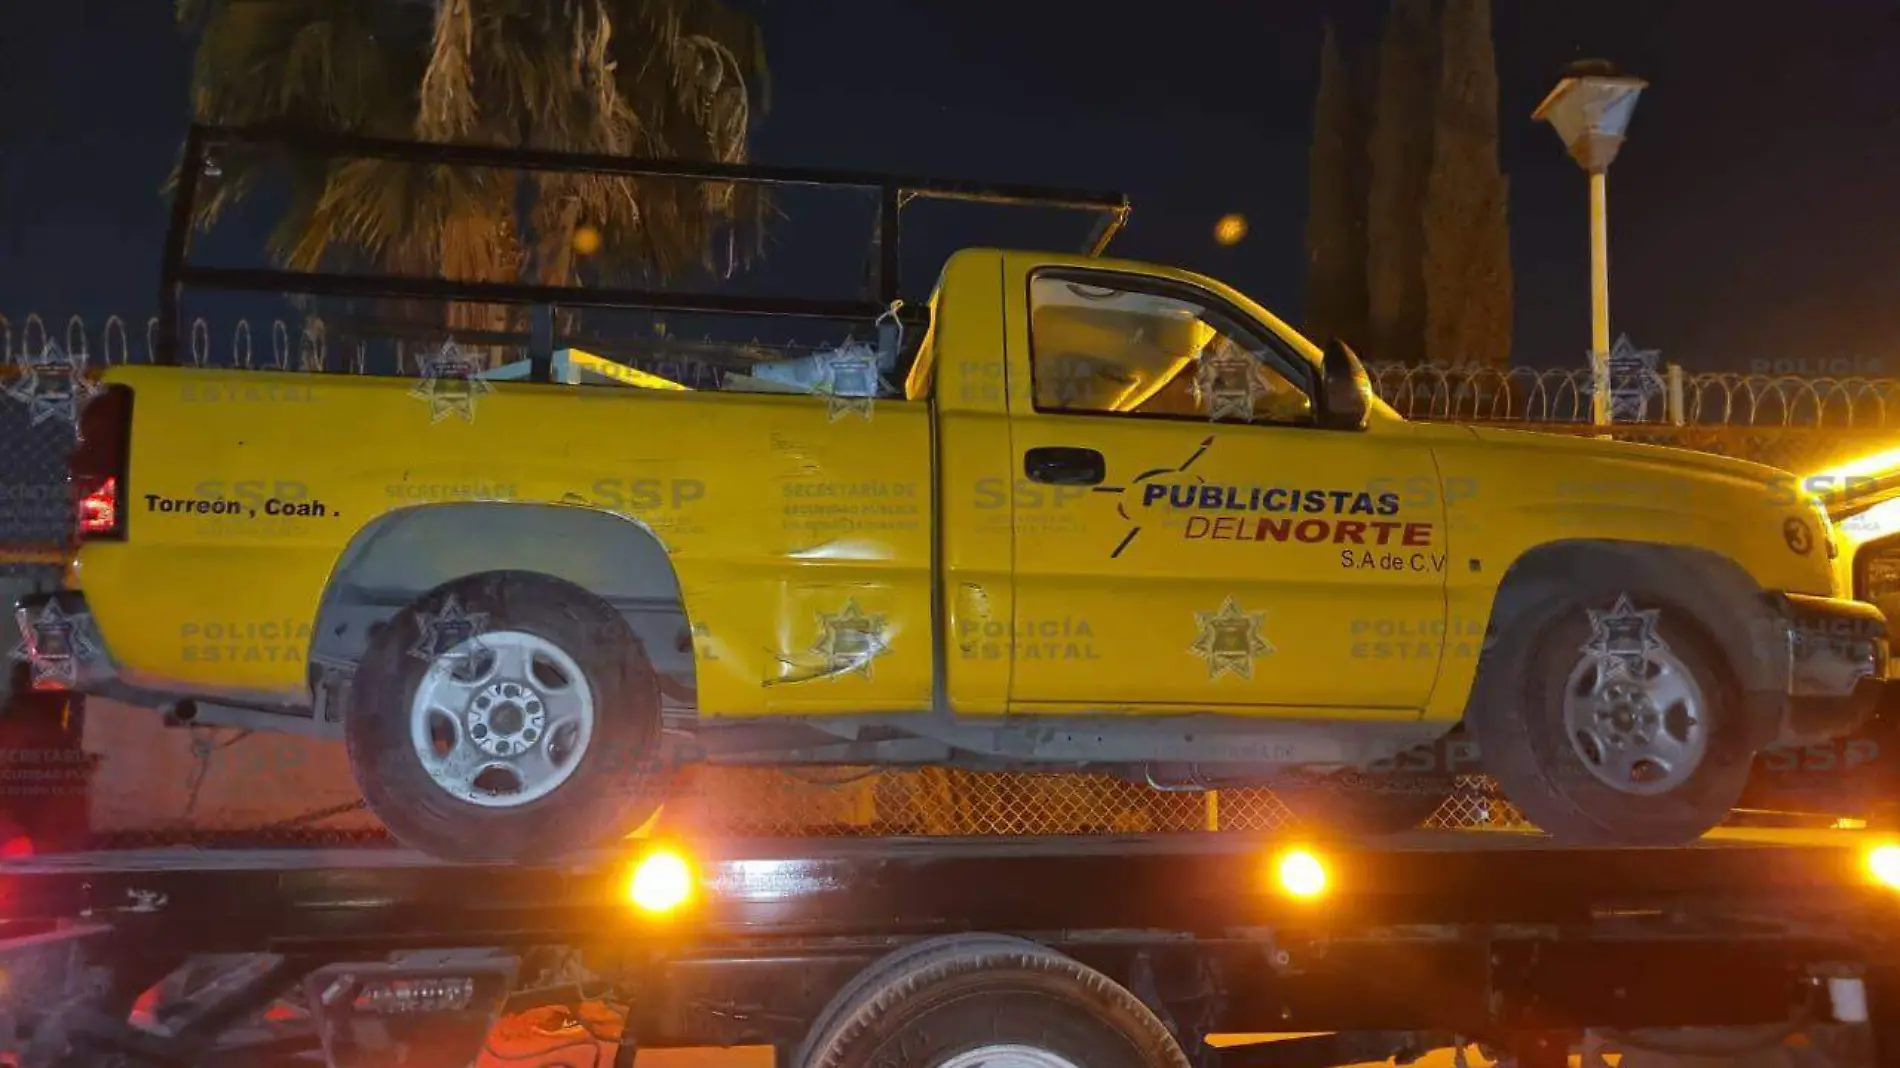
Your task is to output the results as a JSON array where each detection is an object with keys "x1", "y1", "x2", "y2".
[
  {"x1": 1761, "y1": 592, "x2": 1890, "y2": 739},
  {"x1": 1766, "y1": 591, "x2": 1889, "y2": 697}
]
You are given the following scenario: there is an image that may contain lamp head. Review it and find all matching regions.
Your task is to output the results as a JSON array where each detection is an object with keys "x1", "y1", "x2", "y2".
[{"x1": 1533, "y1": 60, "x2": 1647, "y2": 172}]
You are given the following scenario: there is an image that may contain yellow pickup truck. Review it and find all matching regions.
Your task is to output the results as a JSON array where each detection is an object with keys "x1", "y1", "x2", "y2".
[{"x1": 13, "y1": 132, "x2": 1892, "y2": 860}]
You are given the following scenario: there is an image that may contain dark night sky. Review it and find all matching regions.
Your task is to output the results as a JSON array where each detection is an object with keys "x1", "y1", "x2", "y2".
[{"x1": 4, "y1": 1, "x2": 1900, "y2": 373}]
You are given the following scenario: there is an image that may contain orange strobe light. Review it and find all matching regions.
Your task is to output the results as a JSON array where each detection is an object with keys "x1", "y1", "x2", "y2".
[
  {"x1": 628, "y1": 848, "x2": 694, "y2": 914},
  {"x1": 1868, "y1": 843, "x2": 1900, "y2": 891},
  {"x1": 1274, "y1": 848, "x2": 1329, "y2": 899}
]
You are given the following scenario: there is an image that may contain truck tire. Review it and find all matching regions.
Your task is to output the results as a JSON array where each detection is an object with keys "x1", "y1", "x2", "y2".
[
  {"x1": 343, "y1": 571, "x2": 667, "y2": 862},
  {"x1": 798, "y1": 934, "x2": 1190, "y2": 1068},
  {"x1": 1467, "y1": 584, "x2": 1752, "y2": 845}
]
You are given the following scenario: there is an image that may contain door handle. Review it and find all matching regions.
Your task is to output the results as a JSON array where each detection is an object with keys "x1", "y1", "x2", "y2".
[{"x1": 1024, "y1": 446, "x2": 1106, "y2": 486}]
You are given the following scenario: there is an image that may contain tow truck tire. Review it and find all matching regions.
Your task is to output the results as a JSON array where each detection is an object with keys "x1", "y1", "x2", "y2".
[
  {"x1": 344, "y1": 571, "x2": 667, "y2": 862},
  {"x1": 798, "y1": 934, "x2": 1191, "y2": 1068},
  {"x1": 1468, "y1": 584, "x2": 1752, "y2": 845}
]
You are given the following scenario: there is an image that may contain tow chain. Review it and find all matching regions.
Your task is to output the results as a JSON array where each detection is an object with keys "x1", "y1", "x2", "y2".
[
  {"x1": 259, "y1": 799, "x2": 367, "y2": 830},
  {"x1": 180, "y1": 726, "x2": 254, "y2": 822},
  {"x1": 178, "y1": 728, "x2": 370, "y2": 837}
]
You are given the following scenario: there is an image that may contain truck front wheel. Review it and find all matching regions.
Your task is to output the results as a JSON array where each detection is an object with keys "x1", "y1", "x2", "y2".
[
  {"x1": 1468, "y1": 587, "x2": 1752, "y2": 845},
  {"x1": 343, "y1": 571, "x2": 668, "y2": 862}
]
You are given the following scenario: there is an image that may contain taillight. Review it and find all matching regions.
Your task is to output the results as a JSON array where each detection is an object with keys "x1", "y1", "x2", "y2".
[
  {"x1": 78, "y1": 477, "x2": 118, "y2": 536},
  {"x1": 71, "y1": 384, "x2": 132, "y2": 542}
]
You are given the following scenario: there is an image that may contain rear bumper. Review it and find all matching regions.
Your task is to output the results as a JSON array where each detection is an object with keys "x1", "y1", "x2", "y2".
[{"x1": 9, "y1": 590, "x2": 189, "y2": 713}]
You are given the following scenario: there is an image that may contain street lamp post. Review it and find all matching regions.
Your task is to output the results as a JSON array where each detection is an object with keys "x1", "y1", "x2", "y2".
[{"x1": 1533, "y1": 60, "x2": 1646, "y2": 426}]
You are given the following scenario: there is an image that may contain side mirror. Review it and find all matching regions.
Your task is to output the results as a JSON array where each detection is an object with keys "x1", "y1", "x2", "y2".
[{"x1": 1319, "y1": 338, "x2": 1371, "y2": 430}]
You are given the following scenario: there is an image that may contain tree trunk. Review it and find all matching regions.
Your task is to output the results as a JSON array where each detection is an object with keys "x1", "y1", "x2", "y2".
[
  {"x1": 1303, "y1": 23, "x2": 1370, "y2": 354},
  {"x1": 1423, "y1": 0, "x2": 1514, "y2": 370},
  {"x1": 1366, "y1": 0, "x2": 1436, "y2": 367}
]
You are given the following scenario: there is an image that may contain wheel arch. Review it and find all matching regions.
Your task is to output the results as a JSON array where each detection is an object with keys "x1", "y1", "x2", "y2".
[
  {"x1": 1483, "y1": 538, "x2": 1786, "y2": 747},
  {"x1": 307, "y1": 502, "x2": 696, "y2": 702}
]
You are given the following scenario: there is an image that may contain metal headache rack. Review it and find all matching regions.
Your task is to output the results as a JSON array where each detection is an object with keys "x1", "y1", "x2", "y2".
[{"x1": 155, "y1": 124, "x2": 1133, "y2": 375}]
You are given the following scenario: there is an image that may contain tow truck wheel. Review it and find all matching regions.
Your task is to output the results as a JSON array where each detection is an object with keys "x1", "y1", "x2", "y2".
[
  {"x1": 344, "y1": 571, "x2": 667, "y2": 862},
  {"x1": 798, "y1": 934, "x2": 1190, "y2": 1068},
  {"x1": 1468, "y1": 586, "x2": 1751, "y2": 845}
]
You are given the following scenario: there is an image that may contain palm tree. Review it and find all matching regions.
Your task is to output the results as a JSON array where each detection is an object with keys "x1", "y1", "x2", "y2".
[{"x1": 175, "y1": 0, "x2": 770, "y2": 350}]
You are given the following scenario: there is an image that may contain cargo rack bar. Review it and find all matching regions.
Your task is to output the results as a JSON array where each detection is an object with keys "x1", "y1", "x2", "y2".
[{"x1": 156, "y1": 124, "x2": 1134, "y2": 373}]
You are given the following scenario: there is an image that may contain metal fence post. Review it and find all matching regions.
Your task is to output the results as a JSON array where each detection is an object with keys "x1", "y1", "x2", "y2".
[{"x1": 1667, "y1": 363, "x2": 1685, "y2": 426}]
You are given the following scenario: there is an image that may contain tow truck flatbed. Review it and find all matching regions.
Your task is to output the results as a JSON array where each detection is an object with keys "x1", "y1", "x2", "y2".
[
  {"x1": 0, "y1": 827, "x2": 1887, "y2": 938},
  {"x1": 0, "y1": 829, "x2": 1896, "y2": 1068}
]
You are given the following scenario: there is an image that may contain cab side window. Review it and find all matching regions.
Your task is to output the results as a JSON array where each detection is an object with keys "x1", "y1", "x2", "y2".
[{"x1": 1027, "y1": 271, "x2": 1315, "y2": 425}]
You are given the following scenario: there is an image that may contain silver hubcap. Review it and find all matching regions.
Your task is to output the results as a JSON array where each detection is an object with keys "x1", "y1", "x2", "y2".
[
  {"x1": 408, "y1": 630, "x2": 595, "y2": 807},
  {"x1": 1562, "y1": 644, "x2": 1708, "y2": 795},
  {"x1": 938, "y1": 1046, "x2": 1083, "y2": 1068}
]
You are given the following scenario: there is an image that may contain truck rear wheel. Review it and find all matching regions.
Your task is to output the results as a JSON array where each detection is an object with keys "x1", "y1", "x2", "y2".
[
  {"x1": 343, "y1": 571, "x2": 668, "y2": 862},
  {"x1": 798, "y1": 934, "x2": 1190, "y2": 1068},
  {"x1": 1468, "y1": 585, "x2": 1752, "y2": 845}
]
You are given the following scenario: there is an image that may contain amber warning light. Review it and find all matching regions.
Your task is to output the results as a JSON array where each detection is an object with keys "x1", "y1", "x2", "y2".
[
  {"x1": 1272, "y1": 848, "x2": 1330, "y2": 900},
  {"x1": 628, "y1": 847, "x2": 695, "y2": 914},
  {"x1": 1869, "y1": 843, "x2": 1900, "y2": 891}
]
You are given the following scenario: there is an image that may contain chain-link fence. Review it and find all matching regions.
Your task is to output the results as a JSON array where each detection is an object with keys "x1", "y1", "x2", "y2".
[
  {"x1": 0, "y1": 310, "x2": 1880, "y2": 851},
  {"x1": 60, "y1": 710, "x2": 1529, "y2": 848}
]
